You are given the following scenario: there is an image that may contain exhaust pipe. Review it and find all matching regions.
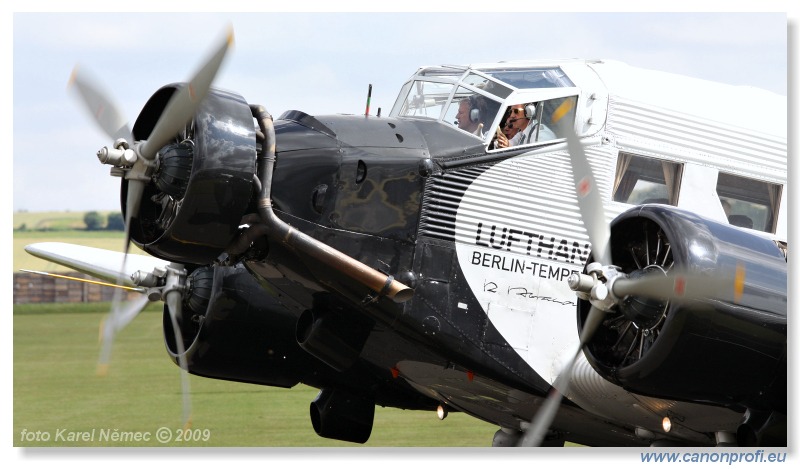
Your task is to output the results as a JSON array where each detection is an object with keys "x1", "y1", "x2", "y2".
[{"x1": 249, "y1": 104, "x2": 413, "y2": 303}]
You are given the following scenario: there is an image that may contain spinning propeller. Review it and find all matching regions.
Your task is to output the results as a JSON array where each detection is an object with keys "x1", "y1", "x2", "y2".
[
  {"x1": 518, "y1": 100, "x2": 743, "y2": 446},
  {"x1": 98, "y1": 262, "x2": 194, "y2": 427},
  {"x1": 70, "y1": 27, "x2": 233, "y2": 259},
  {"x1": 66, "y1": 26, "x2": 235, "y2": 429},
  {"x1": 25, "y1": 243, "x2": 197, "y2": 428}
]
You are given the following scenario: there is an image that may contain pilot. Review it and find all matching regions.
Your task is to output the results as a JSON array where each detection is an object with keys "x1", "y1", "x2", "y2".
[
  {"x1": 490, "y1": 105, "x2": 526, "y2": 149},
  {"x1": 455, "y1": 96, "x2": 485, "y2": 136},
  {"x1": 495, "y1": 103, "x2": 556, "y2": 148},
  {"x1": 502, "y1": 105, "x2": 528, "y2": 140}
]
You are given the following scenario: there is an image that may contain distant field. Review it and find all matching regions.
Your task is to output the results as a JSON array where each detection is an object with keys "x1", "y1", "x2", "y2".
[
  {"x1": 13, "y1": 210, "x2": 148, "y2": 273},
  {"x1": 13, "y1": 210, "x2": 120, "y2": 231},
  {"x1": 13, "y1": 303, "x2": 498, "y2": 447},
  {"x1": 14, "y1": 231, "x2": 149, "y2": 273}
]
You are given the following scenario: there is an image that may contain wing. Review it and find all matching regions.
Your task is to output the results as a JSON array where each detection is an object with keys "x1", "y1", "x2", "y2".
[{"x1": 24, "y1": 242, "x2": 169, "y2": 286}]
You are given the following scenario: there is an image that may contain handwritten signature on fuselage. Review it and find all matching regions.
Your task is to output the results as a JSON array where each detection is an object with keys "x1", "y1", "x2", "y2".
[{"x1": 482, "y1": 281, "x2": 576, "y2": 306}]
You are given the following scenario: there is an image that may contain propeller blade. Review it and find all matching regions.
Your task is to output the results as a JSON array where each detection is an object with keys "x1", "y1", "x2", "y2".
[
  {"x1": 108, "y1": 178, "x2": 148, "y2": 358},
  {"x1": 97, "y1": 294, "x2": 151, "y2": 376},
  {"x1": 579, "y1": 304, "x2": 607, "y2": 345},
  {"x1": 122, "y1": 178, "x2": 146, "y2": 252},
  {"x1": 108, "y1": 293, "x2": 152, "y2": 334},
  {"x1": 518, "y1": 106, "x2": 613, "y2": 447},
  {"x1": 518, "y1": 306, "x2": 605, "y2": 446},
  {"x1": 68, "y1": 66, "x2": 133, "y2": 142},
  {"x1": 518, "y1": 382, "x2": 567, "y2": 447},
  {"x1": 139, "y1": 27, "x2": 234, "y2": 160},
  {"x1": 559, "y1": 114, "x2": 611, "y2": 267},
  {"x1": 165, "y1": 290, "x2": 193, "y2": 429},
  {"x1": 611, "y1": 269, "x2": 737, "y2": 302}
]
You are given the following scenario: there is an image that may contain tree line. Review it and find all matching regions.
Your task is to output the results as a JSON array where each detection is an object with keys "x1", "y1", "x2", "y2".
[
  {"x1": 83, "y1": 211, "x2": 125, "y2": 231},
  {"x1": 14, "y1": 211, "x2": 125, "y2": 232}
]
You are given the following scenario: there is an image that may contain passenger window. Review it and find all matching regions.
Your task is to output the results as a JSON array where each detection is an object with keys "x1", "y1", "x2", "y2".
[
  {"x1": 716, "y1": 172, "x2": 782, "y2": 233},
  {"x1": 612, "y1": 153, "x2": 682, "y2": 206}
]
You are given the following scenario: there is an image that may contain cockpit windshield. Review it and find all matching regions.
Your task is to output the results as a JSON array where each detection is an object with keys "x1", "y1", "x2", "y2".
[
  {"x1": 390, "y1": 65, "x2": 576, "y2": 146},
  {"x1": 480, "y1": 68, "x2": 574, "y2": 90}
]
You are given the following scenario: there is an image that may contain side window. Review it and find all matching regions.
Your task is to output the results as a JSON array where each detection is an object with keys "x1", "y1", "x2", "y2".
[
  {"x1": 540, "y1": 97, "x2": 575, "y2": 139},
  {"x1": 445, "y1": 88, "x2": 502, "y2": 138},
  {"x1": 612, "y1": 153, "x2": 682, "y2": 206},
  {"x1": 491, "y1": 96, "x2": 575, "y2": 150},
  {"x1": 396, "y1": 80, "x2": 454, "y2": 119},
  {"x1": 716, "y1": 172, "x2": 782, "y2": 233}
]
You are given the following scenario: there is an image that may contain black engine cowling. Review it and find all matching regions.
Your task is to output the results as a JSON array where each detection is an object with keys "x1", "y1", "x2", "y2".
[
  {"x1": 162, "y1": 265, "x2": 314, "y2": 388},
  {"x1": 161, "y1": 265, "x2": 390, "y2": 445},
  {"x1": 126, "y1": 84, "x2": 257, "y2": 265},
  {"x1": 580, "y1": 205, "x2": 786, "y2": 413}
]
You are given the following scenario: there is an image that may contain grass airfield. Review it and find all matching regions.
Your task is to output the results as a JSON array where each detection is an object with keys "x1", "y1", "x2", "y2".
[{"x1": 13, "y1": 303, "x2": 497, "y2": 447}]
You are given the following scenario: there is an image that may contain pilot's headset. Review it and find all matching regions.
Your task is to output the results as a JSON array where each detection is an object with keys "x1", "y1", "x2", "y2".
[
  {"x1": 524, "y1": 102, "x2": 538, "y2": 120},
  {"x1": 468, "y1": 96, "x2": 482, "y2": 123}
]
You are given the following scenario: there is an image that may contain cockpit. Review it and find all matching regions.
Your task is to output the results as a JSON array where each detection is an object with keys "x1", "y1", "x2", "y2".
[{"x1": 389, "y1": 64, "x2": 580, "y2": 150}]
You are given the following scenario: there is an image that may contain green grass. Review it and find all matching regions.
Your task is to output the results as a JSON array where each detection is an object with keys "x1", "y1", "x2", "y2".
[{"x1": 13, "y1": 304, "x2": 498, "y2": 447}]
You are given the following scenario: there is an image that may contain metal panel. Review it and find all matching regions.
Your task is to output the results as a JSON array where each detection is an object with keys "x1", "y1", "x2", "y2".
[
  {"x1": 606, "y1": 96, "x2": 786, "y2": 183},
  {"x1": 435, "y1": 147, "x2": 620, "y2": 260}
]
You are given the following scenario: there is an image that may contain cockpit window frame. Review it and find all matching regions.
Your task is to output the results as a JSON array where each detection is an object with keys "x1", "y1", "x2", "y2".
[
  {"x1": 484, "y1": 88, "x2": 582, "y2": 150},
  {"x1": 390, "y1": 65, "x2": 578, "y2": 145}
]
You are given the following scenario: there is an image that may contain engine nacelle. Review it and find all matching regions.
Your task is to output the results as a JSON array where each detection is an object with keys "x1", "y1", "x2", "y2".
[
  {"x1": 162, "y1": 265, "x2": 314, "y2": 388},
  {"x1": 127, "y1": 84, "x2": 257, "y2": 265},
  {"x1": 581, "y1": 205, "x2": 786, "y2": 412}
]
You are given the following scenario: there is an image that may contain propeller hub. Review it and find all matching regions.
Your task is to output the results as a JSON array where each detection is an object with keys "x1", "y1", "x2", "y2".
[
  {"x1": 97, "y1": 144, "x2": 137, "y2": 167},
  {"x1": 161, "y1": 263, "x2": 188, "y2": 301},
  {"x1": 146, "y1": 289, "x2": 162, "y2": 302}
]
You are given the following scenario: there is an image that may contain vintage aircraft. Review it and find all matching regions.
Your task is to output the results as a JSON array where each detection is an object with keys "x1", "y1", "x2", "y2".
[{"x1": 26, "y1": 29, "x2": 787, "y2": 447}]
